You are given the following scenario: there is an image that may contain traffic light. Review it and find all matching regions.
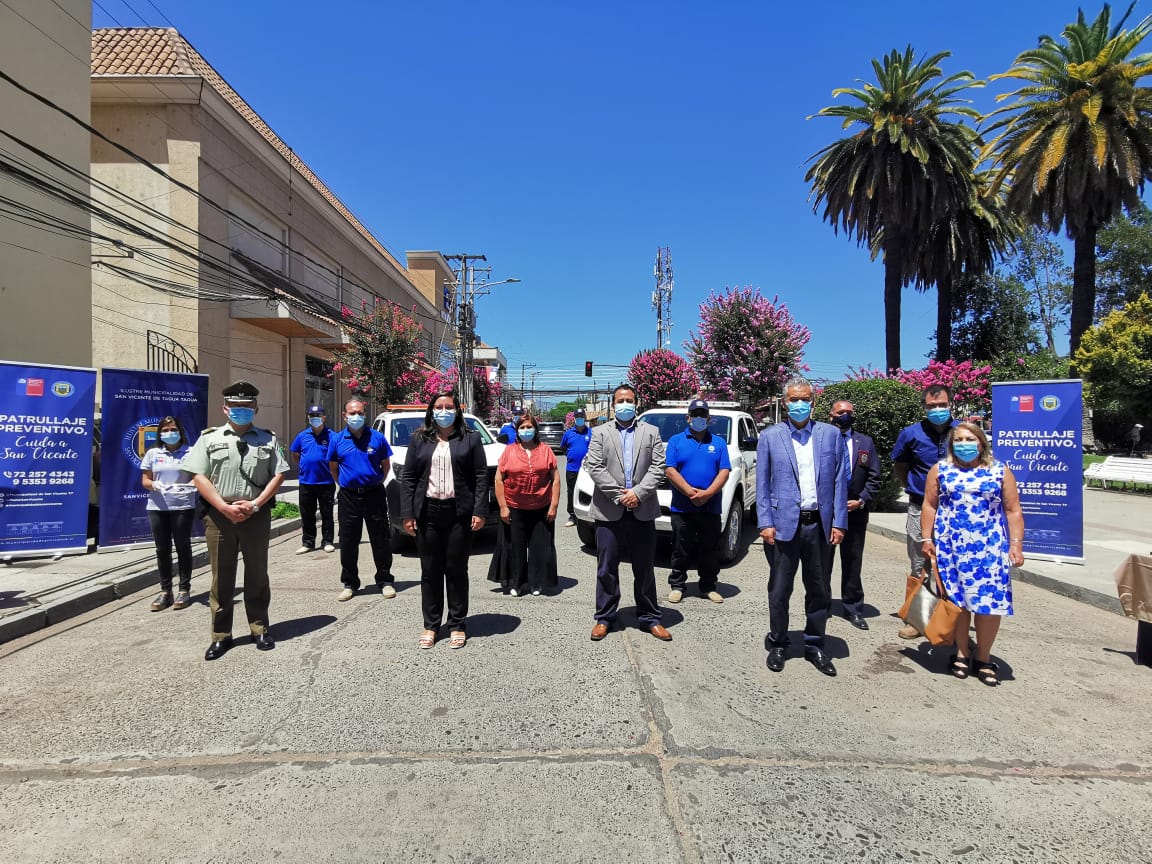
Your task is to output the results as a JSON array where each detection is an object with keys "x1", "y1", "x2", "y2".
[{"x1": 584, "y1": 361, "x2": 593, "y2": 377}]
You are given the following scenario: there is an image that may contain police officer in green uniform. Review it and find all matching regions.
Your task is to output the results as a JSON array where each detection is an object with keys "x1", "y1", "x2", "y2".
[{"x1": 184, "y1": 381, "x2": 289, "y2": 660}]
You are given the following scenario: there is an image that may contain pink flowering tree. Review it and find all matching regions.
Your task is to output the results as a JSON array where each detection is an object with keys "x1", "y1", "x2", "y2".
[
  {"x1": 416, "y1": 366, "x2": 505, "y2": 423},
  {"x1": 686, "y1": 286, "x2": 811, "y2": 407},
  {"x1": 850, "y1": 358, "x2": 992, "y2": 418},
  {"x1": 337, "y1": 299, "x2": 425, "y2": 404},
  {"x1": 627, "y1": 348, "x2": 700, "y2": 409}
]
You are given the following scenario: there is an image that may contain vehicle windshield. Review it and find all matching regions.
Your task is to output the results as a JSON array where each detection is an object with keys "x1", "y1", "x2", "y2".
[
  {"x1": 386, "y1": 416, "x2": 494, "y2": 448},
  {"x1": 639, "y1": 413, "x2": 732, "y2": 444}
]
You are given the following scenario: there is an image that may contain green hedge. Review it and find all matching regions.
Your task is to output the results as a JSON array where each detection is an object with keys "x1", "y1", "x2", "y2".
[{"x1": 815, "y1": 379, "x2": 922, "y2": 512}]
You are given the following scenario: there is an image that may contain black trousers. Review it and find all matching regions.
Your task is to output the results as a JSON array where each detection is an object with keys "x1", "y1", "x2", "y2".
[
  {"x1": 148, "y1": 508, "x2": 194, "y2": 592},
  {"x1": 565, "y1": 470, "x2": 579, "y2": 517},
  {"x1": 508, "y1": 506, "x2": 556, "y2": 592},
  {"x1": 418, "y1": 498, "x2": 472, "y2": 631},
  {"x1": 831, "y1": 509, "x2": 869, "y2": 617},
  {"x1": 298, "y1": 482, "x2": 335, "y2": 548},
  {"x1": 338, "y1": 485, "x2": 392, "y2": 589},
  {"x1": 668, "y1": 511, "x2": 722, "y2": 592},
  {"x1": 594, "y1": 512, "x2": 661, "y2": 628},
  {"x1": 765, "y1": 518, "x2": 832, "y2": 649}
]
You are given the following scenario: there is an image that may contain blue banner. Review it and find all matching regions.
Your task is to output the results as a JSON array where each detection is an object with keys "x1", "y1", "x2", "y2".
[
  {"x1": 0, "y1": 361, "x2": 97, "y2": 557},
  {"x1": 991, "y1": 380, "x2": 1084, "y2": 561},
  {"x1": 98, "y1": 369, "x2": 209, "y2": 549}
]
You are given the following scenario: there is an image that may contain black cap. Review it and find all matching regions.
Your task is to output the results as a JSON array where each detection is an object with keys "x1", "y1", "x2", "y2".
[
  {"x1": 688, "y1": 398, "x2": 709, "y2": 414},
  {"x1": 574, "y1": 409, "x2": 586, "y2": 418},
  {"x1": 222, "y1": 380, "x2": 259, "y2": 402}
]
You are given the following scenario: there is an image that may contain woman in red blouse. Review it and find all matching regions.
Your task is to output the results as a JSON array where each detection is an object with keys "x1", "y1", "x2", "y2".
[{"x1": 492, "y1": 413, "x2": 561, "y2": 596}]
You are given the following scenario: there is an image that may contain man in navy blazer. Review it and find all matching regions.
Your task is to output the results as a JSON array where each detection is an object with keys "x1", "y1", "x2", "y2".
[
  {"x1": 829, "y1": 399, "x2": 882, "y2": 630},
  {"x1": 756, "y1": 377, "x2": 848, "y2": 676}
]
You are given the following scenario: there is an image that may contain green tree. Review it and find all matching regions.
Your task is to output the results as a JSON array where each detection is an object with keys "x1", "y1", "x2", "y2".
[
  {"x1": 548, "y1": 400, "x2": 582, "y2": 421},
  {"x1": 986, "y1": 3, "x2": 1152, "y2": 358},
  {"x1": 1075, "y1": 292, "x2": 1152, "y2": 417},
  {"x1": 948, "y1": 271, "x2": 1040, "y2": 363},
  {"x1": 1010, "y1": 228, "x2": 1072, "y2": 352},
  {"x1": 806, "y1": 47, "x2": 983, "y2": 370},
  {"x1": 1096, "y1": 202, "x2": 1152, "y2": 316}
]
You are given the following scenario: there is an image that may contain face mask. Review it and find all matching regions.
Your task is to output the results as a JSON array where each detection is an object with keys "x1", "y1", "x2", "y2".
[
  {"x1": 308, "y1": 417, "x2": 324, "y2": 429},
  {"x1": 953, "y1": 442, "x2": 980, "y2": 462},
  {"x1": 228, "y1": 407, "x2": 255, "y2": 425},
  {"x1": 574, "y1": 419, "x2": 586, "y2": 429},
  {"x1": 787, "y1": 400, "x2": 812, "y2": 423},
  {"x1": 345, "y1": 414, "x2": 365, "y2": 430},
  {"x1": 614, "y1": 403, "x2": 636, "y2": 422},
  {"x1": 434, "y1": 409, "x2": 456, "y2": 428},
  {"x1": 160, "y1": 431, "x2": 181, "y2": 446},
  {"x1": 926, "y1": 407, "x2": 952, "y2": 426},
  {"x1": 689, "y1": 417, "x2": 708, "y2": 432},
  {"x1": 518, "y1": 428, "x2": 536, "y2": 441},
  {"x1": 832, "y1": 412, "x2": 854, "y2": 429}
]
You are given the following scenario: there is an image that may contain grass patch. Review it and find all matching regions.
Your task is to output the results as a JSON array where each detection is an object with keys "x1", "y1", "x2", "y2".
[
  {"x1": 1083, "y1": 454, "x2": 1107, "y2": 467},
  {"x1": 272, "y1": 501, "x2": 300, "y2": 519}
]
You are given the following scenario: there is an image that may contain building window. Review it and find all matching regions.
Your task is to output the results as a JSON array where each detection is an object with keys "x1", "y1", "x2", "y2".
[{"x1": 305, "y1": 356, "x2": 335, "y2": 417}]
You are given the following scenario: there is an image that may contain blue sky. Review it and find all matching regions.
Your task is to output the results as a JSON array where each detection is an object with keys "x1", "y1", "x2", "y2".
[{"x1": 94, "y1": 0, "x2": 1093, "y2": 396}]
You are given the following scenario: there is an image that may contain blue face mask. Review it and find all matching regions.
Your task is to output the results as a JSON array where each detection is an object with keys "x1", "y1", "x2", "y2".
[
  {"x1": 689, "y1": 416, "x2": 708, "y2": 432},
  {"x1": 926, "y1": 407, "x2": 952, "y2": 426},
  {"x1": 953, "y1": 442, "x2": 980, "y2": 462},
  {"x1": 614, "y1": 403, "x2": 636, "y2": 422},
  {"x1": 228, "y1": 407, "x2": 255, "y2": 426},
  {"x1": 160, "y1": 431, "x2": 181, "y2": 446},
  {"x1": 345, "y1": 414, "x2": 365, "y2": 430},
  {"x1": 575, "y1": 418, "x2": 586, "y2": 429},
  {"x1": 434, "y1": 409, "x2": 456, "y2": 428},
  {"x1": 787, "y1": 400, "x2": 812, "y2": 423},
  {"x1": 308, "y1": 416, "x2": 324, "y2": 429},
  {"x1": 519, "y1": 428, "x2": 536, "y2": 441}
]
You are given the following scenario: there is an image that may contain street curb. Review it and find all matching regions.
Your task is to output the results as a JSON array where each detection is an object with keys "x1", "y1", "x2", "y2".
[
  {"x1": 866, "y1": 522, "x2": 1124, "y2": 617},
  {"x1": 0, "y1": 518, "x2": 302, "y2": 645}
]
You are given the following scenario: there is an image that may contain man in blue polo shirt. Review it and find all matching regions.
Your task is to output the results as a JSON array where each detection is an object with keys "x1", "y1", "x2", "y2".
[
  {"x1": 327, "y1": 399, "x2": 394, "y2": 602},
  {"x1": 664, "y1": 399, "x2": 731, "y2": 604},
  {"x1": 891, "y1": 383, "x2": 958, "y2": 638},
  {"x1": 289, "y1": 404, "x2": 336, "y2": 554},
  {"x1": 560, "y1": 408, "x2": 593, "y2": 527},
  {"x1": 497, "y1": 407, "x2": 522, "y2": 445}
]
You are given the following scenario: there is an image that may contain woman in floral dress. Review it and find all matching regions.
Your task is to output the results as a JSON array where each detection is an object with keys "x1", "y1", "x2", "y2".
[{"x1": 920, "y1": 421, "x2": 1025, "y2": 685}]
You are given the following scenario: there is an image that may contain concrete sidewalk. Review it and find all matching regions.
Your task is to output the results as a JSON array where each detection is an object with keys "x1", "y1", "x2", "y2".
[{"x1": 2, "y1": 480, "x2": 1147, "y2": 643}]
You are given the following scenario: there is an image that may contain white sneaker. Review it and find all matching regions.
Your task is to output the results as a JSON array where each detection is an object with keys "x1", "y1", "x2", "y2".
[
  {"x1": 510, "y1": 588, "x2": 519, "y2": 597},
  {"x1": 705, "y1": 590, "x2": 724, "y2": 604},
  {"x1": 323, "y1": 543, "x2": 336, "y2": 553},
  {"x1": 380, "y1": 584, "x2": 397, "y2": 599},
  {"x1": 564, "y1": 518, "x2": 576, "y2": 527},
  {"x1": 532, "y1": 588, "x2": 541, "y2": 596},
  {"x1": 294, "y1": 545, "x2": 313, "y2": 555},
  {"x1": 337, "y1": 587, "x2": 355, "y2": 602},
  {"x1": 667, "y1": 589, "x2": 683, "y2": 603}
]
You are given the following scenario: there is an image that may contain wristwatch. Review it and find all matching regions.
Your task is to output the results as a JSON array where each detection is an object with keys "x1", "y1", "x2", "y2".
[{"x1": 250, "y1": 503, "x2": 260, "y2": 513}]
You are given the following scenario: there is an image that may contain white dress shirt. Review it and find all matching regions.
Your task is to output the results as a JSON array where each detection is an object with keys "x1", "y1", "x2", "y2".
[{"x1": 790, "y1": 424, "x2": 818, "y2": 510}]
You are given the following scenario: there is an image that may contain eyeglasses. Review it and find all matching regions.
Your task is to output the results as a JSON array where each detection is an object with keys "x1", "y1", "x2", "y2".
[
  {"x1": 689, "y1": 411, "x2": 709, "y2": 418},
  {"x1": 307, "y1": 413, "x2": 324, "y2": 418}
]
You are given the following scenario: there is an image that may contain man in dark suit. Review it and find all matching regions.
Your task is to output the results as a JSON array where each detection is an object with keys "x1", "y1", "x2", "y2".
[
  {"x1": 756, "y1": 377, "x2": 847, "y2": 676},
  {"x1": 829, "y1": 399, "x2": 881, "y2": 630}
]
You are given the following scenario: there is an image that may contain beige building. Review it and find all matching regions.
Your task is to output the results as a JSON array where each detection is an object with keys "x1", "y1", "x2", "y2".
[
  {"x1": 88, "y1": 27, "x2": 453, "y2": 436},
  {"x1": 0, "y1": 0, "x2": 93, "y2": 368}
]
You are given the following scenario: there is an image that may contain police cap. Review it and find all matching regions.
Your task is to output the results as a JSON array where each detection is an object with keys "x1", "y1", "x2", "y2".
[{"x1": 222, "y1": 380, "x2": 259, "y2": 402}]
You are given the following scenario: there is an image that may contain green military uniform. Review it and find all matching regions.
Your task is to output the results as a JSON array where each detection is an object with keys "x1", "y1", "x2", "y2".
[{"x1": 183, "y1": 383, "x2": 289, "y2": 642}]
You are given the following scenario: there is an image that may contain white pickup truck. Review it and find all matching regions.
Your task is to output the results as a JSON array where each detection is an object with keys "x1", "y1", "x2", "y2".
[{"x1": 571, "y1": 402, "x2": 759, "y2": 562}]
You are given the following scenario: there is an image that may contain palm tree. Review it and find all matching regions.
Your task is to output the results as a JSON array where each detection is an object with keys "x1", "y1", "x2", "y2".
[
  {"x1": 985, "y1": 2, "x2": 1152, "y2": 356},
  {"x1": 806, "y1": 47, "x2": 982, "y2": 371}
]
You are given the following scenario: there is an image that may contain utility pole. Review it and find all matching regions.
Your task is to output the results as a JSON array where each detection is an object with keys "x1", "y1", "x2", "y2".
[
  {"x1": 520, "y1": 362, "x2": 535, "y2": 412},
  {"x1": 445, "y1": 253, "x2": 487, "y2": 409},
  {"x1": 652, "y1": 246, "x2": 673, "y2": 349}
]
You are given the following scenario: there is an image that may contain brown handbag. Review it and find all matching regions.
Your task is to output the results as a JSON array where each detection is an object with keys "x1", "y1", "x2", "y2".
[{"x1": 924, "y1": 560, "x2": 964, "y2": 645}]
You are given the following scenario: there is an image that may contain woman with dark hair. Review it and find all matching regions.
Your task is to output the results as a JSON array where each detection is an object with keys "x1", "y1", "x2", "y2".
[
  {"x1": 489, "y1": 412, "x2": 560, "y2": 596},
  {"x1": 140, "y1": 416, "x2": 198, "y2": 611},
  {"x1": 399, "y1": 392, "x2": 489, "y2": 649},
  {"x1": 921, "y1": 421, "x2": 1025, "y2": 686}
]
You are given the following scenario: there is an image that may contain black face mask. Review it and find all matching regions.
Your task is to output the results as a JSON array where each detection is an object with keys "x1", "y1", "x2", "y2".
[{"x1": 832, "y1": 413, "x2": 855, "y2": 429}]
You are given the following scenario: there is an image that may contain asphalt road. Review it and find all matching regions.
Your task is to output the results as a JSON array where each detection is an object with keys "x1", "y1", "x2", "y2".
[{"x1": 1, "y1": 500, "x2": 1150, "y2": 864}]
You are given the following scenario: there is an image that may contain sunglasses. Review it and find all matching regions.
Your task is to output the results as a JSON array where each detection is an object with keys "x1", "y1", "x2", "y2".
[{"x1": 307, "y1": 413, "x2": 324, "y2": 418}]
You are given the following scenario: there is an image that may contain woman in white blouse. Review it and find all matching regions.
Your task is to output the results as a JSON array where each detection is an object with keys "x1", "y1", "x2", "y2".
[{"x1": 140, "y1": 415, "x2": 198, "y2": 611}]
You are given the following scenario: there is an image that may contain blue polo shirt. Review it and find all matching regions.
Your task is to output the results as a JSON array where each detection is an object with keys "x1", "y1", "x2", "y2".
[
  {"x1": 891, "y1": 419, "x2": 957, "y2": 499},
  {"x1": 290, "y1": 426, "x2": 335, "y2": 485},
  {"x1": 665, "y1": 429, "x2": 732, "y2": 514},
  {"x1": 561, "y1": 426, "x2": 593, "y2": 472},
  {"x1": 499, "y1": 421, "x2": 518, "y2": 445},
  {"x1": 326, "y1": 427, "x2": 392, "y2": 488}
]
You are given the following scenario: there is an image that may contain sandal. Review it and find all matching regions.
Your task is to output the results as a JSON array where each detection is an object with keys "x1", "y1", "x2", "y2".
[
  {"x1": 973, "y1": 660, "x2": 1000, "y2": 687},
  {"x1": 449, "y1": 631, "x2": 467, "y2": 650},
  {"x1": 418, "y1": 631, "x2": 436, "y2": 650},
  {"x1": 948, "y1": 654, "x2": 970, "y2": 679}
]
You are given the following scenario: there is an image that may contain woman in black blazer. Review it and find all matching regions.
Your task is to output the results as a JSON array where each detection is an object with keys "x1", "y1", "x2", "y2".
[{"x1": 399, "y1": 392, "x2": 489, "y2": 650}]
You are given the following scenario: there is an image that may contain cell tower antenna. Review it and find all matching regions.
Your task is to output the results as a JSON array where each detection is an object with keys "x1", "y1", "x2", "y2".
[{"x1": 652, "y1": 246, "x2": 673, "y2": 349}]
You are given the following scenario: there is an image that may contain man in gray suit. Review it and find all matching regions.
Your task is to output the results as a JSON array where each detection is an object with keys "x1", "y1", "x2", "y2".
[
  {"x1": 584, "y1": 384, "x2": 672, "y2": 642},
  {"x1": 756, "y1": 376, "x2": 848, "y2": 676}
]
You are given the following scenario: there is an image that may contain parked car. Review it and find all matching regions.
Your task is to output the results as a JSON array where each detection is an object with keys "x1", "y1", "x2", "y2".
[
  {"x1": 537, "y1": 421, "x2": 567, "y2": 454},
  {"x1": 372, "y1": 407, "x2": 503, "y2": 549},
  {"x1": 571, "y1": 402, "x2": 759, "y2": 562}
]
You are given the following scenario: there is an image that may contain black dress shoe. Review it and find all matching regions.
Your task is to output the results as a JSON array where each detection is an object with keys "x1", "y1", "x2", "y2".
[
  {"x1": 254, "y1": 632, "x2": 275, "y2": 651},
  {"x1": 766, "y1": 647, "x2": 786, "y2": 672},
  {"x1": 805, "y1": 648, "x2": 837, "y2": 677},
  {"x1": 846, "y1": 613, "x2": 869, "y2": 631},
  {"x1": 204, "y1": 637, "x2": 234, "y2": 661}
]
